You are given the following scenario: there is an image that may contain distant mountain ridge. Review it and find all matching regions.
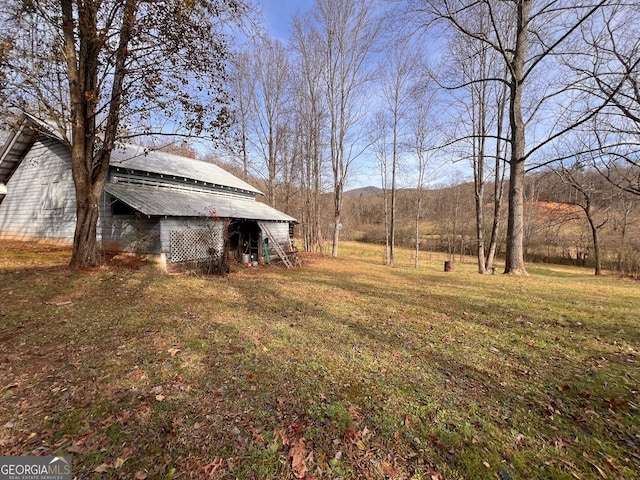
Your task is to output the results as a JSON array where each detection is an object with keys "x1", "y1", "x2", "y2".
[{"x1": 345, "y1": 186, "x2": 383, "y2": 196}]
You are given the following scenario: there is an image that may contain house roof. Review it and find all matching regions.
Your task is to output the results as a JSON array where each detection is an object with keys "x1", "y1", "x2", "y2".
[
  {"x1": 109, "y1": 144, "x2": 264, "y2": 196},
  {"x1": 105, "y1": 184, "x2": 296, "y2": 222}
]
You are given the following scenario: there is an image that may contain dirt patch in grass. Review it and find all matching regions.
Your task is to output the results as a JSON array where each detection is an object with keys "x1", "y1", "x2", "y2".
[{"x1": 0, "y1": 240, "x2": 638, "y2": 479}]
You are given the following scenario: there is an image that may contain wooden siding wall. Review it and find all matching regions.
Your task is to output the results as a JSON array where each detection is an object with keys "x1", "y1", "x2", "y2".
[
  {"x1": 262, "y1": 222, "x2": 291, "y2": 245},
  {"x1": 0, "y1": 138, "x2": 76, "y2": 243},
  {"x1": 99, "y1": 195, "x2": 161, "y2": 254}
]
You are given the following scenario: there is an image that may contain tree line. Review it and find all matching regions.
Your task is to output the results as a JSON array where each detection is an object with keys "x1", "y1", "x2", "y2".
[
  {"x1": 1, "y1": 0, "x2": 639, "y2": 273},
  {"x1": 223, "y1": 0, "x2": 640, "y2": 275},
  {"x1": 337, "y1": 168, "x2": 640, "y2": 276}
]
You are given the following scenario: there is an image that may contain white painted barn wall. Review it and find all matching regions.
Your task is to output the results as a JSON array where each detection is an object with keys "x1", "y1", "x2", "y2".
[
  {"x1": 0, "y1": 138, "x2": 76, "y2": 243},
  {"x1": 261, "y1": 222, "x2": 290, "y2": 245},
  {"x1": 99, "y1": 193, "x2": 162, "y2": 254}
]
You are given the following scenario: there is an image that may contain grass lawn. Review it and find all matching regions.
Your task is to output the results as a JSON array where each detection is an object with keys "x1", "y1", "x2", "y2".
[{"x1": 0, "y1": 240, "x2": 638, "y2": 479}]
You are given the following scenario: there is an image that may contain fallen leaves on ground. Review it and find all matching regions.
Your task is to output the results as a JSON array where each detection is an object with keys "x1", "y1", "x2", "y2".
[{"x1": 289, "y1": 438, "x2": 308, "y2": 479}]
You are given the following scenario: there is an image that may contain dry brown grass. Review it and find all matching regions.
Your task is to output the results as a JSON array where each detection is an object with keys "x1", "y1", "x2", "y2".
[{"x1": 0, "y1": 240, "x2": 638, "y2": 479}]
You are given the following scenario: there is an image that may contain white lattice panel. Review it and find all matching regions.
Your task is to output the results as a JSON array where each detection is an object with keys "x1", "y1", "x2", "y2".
[{"x1": 170, "y1": 229, "x2": 221, "y2": 263}]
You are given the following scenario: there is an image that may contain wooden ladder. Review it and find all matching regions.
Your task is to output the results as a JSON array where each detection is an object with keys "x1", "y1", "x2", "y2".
[{"x1": 258, "y1": 222, "x2": 294, "y2": 268}]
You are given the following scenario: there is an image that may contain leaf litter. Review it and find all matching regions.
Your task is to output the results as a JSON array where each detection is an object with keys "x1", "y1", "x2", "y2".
[{"x1": 0, "y1": 241, "x2": 638, "y2": 479}]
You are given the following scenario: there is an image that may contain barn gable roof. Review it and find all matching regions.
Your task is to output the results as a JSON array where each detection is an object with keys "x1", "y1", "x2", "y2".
[
  {"x1": 0, "y1": 114, "x2": 264, "y2": 196},
  {"x1": 0, "y1": 115, "x2": 45, "y2": 186},
  {"x1": 105, "y1": 183, "x2": 295, "y2": 222},
  {"x1": 109, "y1": 144, "x2": 263, "y2": 196}
]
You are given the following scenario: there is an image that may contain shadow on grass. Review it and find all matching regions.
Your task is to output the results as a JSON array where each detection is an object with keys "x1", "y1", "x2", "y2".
[{"x1": 1, "y1": 245, "x2": 638, "y2": 479}]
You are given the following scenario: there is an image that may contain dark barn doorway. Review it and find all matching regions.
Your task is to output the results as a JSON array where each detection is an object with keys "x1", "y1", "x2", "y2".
[{"x1": 227, "y1": 220, "x2": 261, "y2": 264}]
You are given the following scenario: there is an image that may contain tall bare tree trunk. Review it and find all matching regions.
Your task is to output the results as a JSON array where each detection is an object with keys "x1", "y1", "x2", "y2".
[
  {"x1": 504, "y1": 0, "x2": 529, "y2": 275},
  {"x1": 63, "y1": 0, "x2": 136, "y2": 269},
  {"x1": 384, "y1": 188, "x2": 390, "y2": 266},
  {"x1": 332, "y1": 186, "x2": 343, "y2": 257},
  {"x1": 313, "y1": 126, "x2": 324, "y2": 253},
  {"x1": 473, "y1": 97, "x2": 487, "y2": 274},
  {"x1": 485, "y1": 78, "x2": 509, "y2": 272},
  {"x1": 505, "y1": 158, "x2": 526, "y2": 274},
  {"x1": 71, "y1": 185, "x2": 103, "y2": 267},
  {"x1": 584, "y1": 201, "x2": 603, "y2": 276},
  {"x1": 389, "y1": 112, "x2": 397, "y2": 267},
  {"x1": 63, "y1": 0, "x2": 97, "y2": 268},
  {"x1": 413, "y1": 145, "x2": 427, "y2": 270}
]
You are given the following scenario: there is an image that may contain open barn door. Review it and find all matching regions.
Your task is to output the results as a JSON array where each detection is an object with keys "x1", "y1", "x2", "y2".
[{"x1": 227, "y1": 219, "x2": 261, "y2": 264}]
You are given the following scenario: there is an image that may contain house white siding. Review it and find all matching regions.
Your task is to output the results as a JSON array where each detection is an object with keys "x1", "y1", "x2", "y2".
[{"x1": 0, "y1": 138, "x2": 76, "y2": 243}]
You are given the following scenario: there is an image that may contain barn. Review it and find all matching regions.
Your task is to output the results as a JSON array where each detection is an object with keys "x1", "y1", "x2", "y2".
[{"x1": 0, "y1": 114, "x2": 297, "y2": 271}]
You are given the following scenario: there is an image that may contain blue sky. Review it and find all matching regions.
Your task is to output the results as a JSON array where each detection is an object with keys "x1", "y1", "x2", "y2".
[
  {"x1": 259, "y1": 0, "x2": 314, "y2": 40},
  {"x1": 251, "y1": 0, "x2": 465, "y2": 189}
]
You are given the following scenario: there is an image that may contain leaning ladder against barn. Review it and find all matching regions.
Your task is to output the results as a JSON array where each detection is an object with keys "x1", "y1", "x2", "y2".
[{"x1": 258, "y1": 222, "x2": 294, "y2": 268}]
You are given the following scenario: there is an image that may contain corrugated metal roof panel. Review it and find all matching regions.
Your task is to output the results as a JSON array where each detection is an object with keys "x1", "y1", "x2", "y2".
[
  {"x1": 0, "y1": 120, "x2": 40, "y2": 184},
  {"x1": 0, "y1": 114, "x2": 266, "y2": 197},
  {"x1": 0, "y1": 114, "x2": 264, "y2": 199},
  {"x1": 109, "y1": 144, "x2": 264, "y2": 196},
  {"x1": 105, "y1": 184, "x2": 296, "y2": 222}
]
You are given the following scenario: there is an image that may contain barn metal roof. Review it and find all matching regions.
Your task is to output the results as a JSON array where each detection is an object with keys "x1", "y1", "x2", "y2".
[
  {"x1": 0, "y1": 118, "x2": 41, "y2": 184},
  {"x1": 109, "y1": 144, "x2": 263, "y2": 196},
  {"x1": 0, "y1": 114, "x2": 264, "y2": 196},
  {"x1": 105, "y1": 184, "x2": 296, "y2": 222}
]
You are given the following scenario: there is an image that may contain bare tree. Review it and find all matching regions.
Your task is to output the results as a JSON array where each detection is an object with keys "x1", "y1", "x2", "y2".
[
  {"x1": 235, "y1": 36, "x2": 292, "y2": 207},
  {"x1": 371, "y1": 110, "x2": 392, "y2": 264},
  {"x1": 277, "y1": 117, "x2": 302, "y2": 213},
  {"x1": 312, "y1": 0, "x2": 382, "y2": 257},
  {"x1": 409, "y1": 0, "x2": 609, "y2": 274},
  {"x1": 409, "y1": 94, "x2": 438, "y2": 269},
  {"x1": 485, "y1": 72, "x2": 509, "y2": 272},
  {"x1": 572, "y1": 5, "x2": 640, "y2": 196},
  {"x1": 551, "y1": 162, "x2": 612, "y2": 275},
  {"x1": 442, "y1": 20, "x2": 508, "y2": 274},
  {"x1": 1, "y1": 0, "x2": 246, "y2": 268},
  {"x1": 375, "y1": 40, "x2": 423, "y2": 266},
  {"x1": 290, "y1": 13, "x2": 326, "y2": 253},
  {"x1": 226, "y1": 50, "x2": 254, "y2": 179}
]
